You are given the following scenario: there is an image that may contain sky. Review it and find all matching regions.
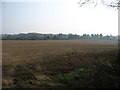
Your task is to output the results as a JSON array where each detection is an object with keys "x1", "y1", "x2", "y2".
[{"x1": 1, "y1": 0, "x2": 118, "y2": 36}]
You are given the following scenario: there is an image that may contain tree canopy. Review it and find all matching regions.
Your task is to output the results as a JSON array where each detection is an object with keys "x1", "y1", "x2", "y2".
[
  {"x1": 78, "y1": 0, "x2": 120, "y2": 9},
  {"x1": 1, "y1": 33, "x2": 118, "y2": 40}
]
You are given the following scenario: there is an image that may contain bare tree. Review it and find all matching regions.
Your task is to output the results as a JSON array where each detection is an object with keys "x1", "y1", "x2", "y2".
[{"x1": 78, "y1": 0, "x2": 120, "y2": 9}]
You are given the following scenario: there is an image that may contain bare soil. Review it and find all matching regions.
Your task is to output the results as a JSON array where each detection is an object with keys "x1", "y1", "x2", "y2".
[{"x1": 2, "y1": 39, "x2": 118, "y2": 88}]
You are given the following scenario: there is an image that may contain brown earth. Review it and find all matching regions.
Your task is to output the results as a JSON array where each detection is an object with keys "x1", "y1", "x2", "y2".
[{"x1": 2, "y1": 39, "x2": 118, "y2": 88}]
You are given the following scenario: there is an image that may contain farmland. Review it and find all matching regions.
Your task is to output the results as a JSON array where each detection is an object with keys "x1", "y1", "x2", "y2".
[{"x1": 2, "y1": 39, "x2": 119, "y2": 88}]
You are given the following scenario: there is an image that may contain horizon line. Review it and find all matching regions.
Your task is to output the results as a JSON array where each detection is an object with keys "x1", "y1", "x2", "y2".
[{"x1": 1, "y1": 32, "x2": 118, "y2": 36}]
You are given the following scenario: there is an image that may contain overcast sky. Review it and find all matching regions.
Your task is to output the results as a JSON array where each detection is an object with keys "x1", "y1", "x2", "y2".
[{"x1": 2, "y1": 0, "x2": 118, "y2": 35}]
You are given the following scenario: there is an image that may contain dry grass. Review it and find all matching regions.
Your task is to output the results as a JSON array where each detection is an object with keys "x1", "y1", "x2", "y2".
[{"x1": 2, "y1": 39, "x2": 118, "y2": 88}]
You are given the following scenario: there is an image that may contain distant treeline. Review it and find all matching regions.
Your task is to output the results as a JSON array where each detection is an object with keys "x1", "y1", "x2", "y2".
[{"x1": 0, "y1": 33, "x2": 118, "y2": 40}]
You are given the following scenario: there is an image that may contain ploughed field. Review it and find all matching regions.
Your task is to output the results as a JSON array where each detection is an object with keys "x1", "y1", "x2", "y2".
[{"x1": 2, "y1": 40, "x2": 119, "y2": 88}]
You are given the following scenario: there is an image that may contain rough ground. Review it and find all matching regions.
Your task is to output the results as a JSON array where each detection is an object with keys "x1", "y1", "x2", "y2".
[{"x1": 2, "y1": 39, "x2": 118, "y2": 88}]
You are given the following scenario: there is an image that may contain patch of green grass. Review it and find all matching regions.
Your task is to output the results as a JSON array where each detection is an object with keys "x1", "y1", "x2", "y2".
[{"x1": 54, "y1": 68, "x2": 95, "y2": 88}]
